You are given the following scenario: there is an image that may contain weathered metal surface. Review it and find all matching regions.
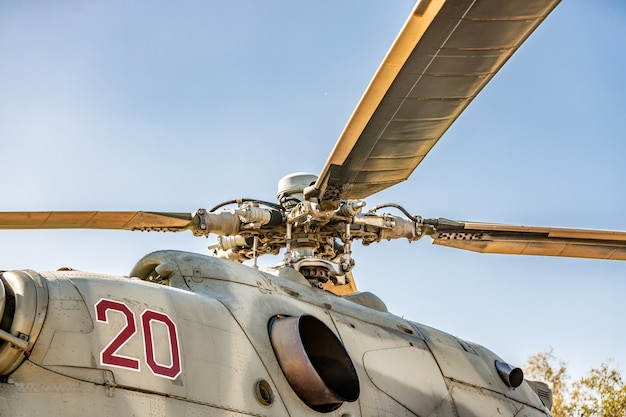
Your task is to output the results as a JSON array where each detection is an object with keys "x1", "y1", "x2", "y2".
[
  {"x1": 431, "y1": 220, "x2": 626, "y2": 260},
  {"x1": 0, "y1": 249, "x2": 553, "y2": 416},
  {"x1": 314, "y1": 0, "x2": 561, "y2": 201}
]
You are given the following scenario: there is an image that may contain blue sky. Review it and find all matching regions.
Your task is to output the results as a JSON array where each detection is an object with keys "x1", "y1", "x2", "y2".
[{"x1": 1, "y1": 0, "x2": 625, "y2": 380}]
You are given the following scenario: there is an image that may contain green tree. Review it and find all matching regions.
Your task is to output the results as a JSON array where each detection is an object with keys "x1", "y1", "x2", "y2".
[
  {"x1": 565, "y1": 360, "x2": 626, "y2": 417},
  {"x1": 525, "y1": 349, "x2": 626, "y2": 417}
]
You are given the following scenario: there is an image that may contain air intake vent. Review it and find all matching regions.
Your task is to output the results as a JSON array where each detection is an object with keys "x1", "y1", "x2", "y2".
[
  {"x1": 526, "y1": 379, "x2": 554, "y2": 411},
  {"x1": 269, "y1": 315, "x2": 359, "y2": 412},
  {"x1": 0, "y1": 270, "x2": 48, "y2": 376}
]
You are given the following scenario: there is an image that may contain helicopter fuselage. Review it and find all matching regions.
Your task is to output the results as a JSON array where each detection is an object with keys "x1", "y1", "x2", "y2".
[{"x1": 0, "y1": 250, "x2": 550, "y2": 416}]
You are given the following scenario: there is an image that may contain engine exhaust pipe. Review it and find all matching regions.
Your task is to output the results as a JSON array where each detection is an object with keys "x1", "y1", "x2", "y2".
[{"x1": 495, "y1": 360, "x2": 524, "y2": 388}]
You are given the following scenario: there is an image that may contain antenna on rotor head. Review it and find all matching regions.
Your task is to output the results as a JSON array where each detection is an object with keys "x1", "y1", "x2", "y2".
[{"x1": 276, "y1": 172, "x2": 318, "y2": 208}]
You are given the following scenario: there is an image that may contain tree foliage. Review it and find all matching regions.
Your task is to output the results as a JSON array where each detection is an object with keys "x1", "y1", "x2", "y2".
[
  {"x1": 525, "y1": 349, "x2": 626, "y2": 417},
  {"x1": 525, "y1": 348, "x2": 569, "y2": 416}
]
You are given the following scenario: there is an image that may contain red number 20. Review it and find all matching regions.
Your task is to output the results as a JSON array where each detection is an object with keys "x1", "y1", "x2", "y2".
[{"x1": 95, "y1": 299, "x2": 182, "y2": 380}]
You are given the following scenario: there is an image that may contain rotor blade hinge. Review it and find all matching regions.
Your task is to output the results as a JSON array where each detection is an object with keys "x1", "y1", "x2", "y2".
[
  {"x1": 235, "y1": 205, "x2": 283, "y2": 227},
  {"x1": 192, "y1": 209, "x2": 241, "y2": 236},
  {"x1": 337, "y1": 200, "x2": 366, "y2": 217}
]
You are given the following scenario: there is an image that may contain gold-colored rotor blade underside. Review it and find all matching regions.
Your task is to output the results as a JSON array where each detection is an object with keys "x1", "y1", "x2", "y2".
[
  {"x1": 431, "y1": 220, "x2": 626, "y2": 260},
  {"x1": 0, "y1": 211, "x2": 194, "y2": 232},
  {"x1": 315, "y1": 0, "x2": 561, "y2": 201}
]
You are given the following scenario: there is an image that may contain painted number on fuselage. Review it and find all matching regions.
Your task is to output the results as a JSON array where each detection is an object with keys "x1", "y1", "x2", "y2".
[
  {"x1": 95, "y1": 299, "x2": 140, "y2": 371},
  {"x1": 95, "y1": 298, "x2": 182, "y2": 380}
]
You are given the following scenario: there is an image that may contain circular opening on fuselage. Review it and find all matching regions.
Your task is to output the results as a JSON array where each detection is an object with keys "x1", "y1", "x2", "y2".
[{"x1": 269, "y1": 314, "x2": 360, "y2": 412}]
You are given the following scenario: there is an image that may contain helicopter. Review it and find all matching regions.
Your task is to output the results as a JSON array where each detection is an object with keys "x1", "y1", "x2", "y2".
[{"x1": 1, "y1": 0, "x2": 626, "y2": 416}]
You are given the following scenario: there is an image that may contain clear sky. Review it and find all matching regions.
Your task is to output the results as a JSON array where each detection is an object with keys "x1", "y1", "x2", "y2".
[{"x1": 1, "y1": 0, "x2": 625, "y2": 381}]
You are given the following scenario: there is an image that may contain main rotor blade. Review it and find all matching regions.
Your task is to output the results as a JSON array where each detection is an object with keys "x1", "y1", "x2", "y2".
[
  {"x1": 314, "y1": 0, "x2": 560, "y2": 201},
  {"x1": 429, "y1": 220, "x2": 626, "y2": 260},
  {"x1": 0, "y1": 211, "x2": 194, "y2": 232}
]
